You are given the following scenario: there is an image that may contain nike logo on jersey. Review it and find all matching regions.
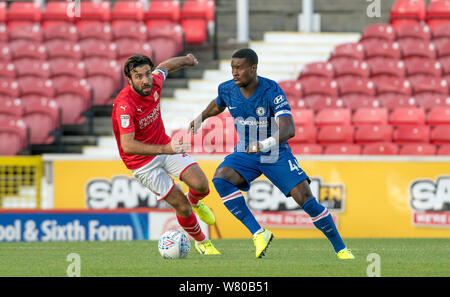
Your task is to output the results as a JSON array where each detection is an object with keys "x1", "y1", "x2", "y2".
[{"x1": 228, "y1": 106, "x2": 237, "y2": 110}]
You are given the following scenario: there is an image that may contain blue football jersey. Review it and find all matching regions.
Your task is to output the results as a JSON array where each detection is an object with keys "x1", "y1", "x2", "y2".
[{"x1": 216, "y1": 76, "x2": 292, "y2": 153}]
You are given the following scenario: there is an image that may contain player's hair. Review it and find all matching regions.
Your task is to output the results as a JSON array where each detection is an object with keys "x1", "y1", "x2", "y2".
[
  {"x1": 232, "y1": 48, "x2": 258, "y2": 66},
  {"x1": 124, "y1": 54, "x2": 155, "y2": 78}
]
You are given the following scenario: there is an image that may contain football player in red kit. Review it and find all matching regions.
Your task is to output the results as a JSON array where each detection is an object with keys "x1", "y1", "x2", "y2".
[{"x1": 112, "y1": 54, "x2": 219, "y2": 255}]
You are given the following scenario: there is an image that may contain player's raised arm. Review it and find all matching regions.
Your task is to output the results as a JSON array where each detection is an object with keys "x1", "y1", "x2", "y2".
[
  {"x1": 188, "y1": 99, "x2": 226, "y2": 134},
  {"x1": 156, "y1": 53, "x2": 198, "y2": 74}
]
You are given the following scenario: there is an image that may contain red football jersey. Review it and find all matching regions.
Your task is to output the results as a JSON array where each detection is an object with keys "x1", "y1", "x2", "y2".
[{"x1": 112, "y1": 69, "x2": 171, "y2": 169}]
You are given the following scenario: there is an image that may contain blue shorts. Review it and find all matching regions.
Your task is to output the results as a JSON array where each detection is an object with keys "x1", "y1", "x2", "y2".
[{"x1": 217, "y1": 147, "x2": 310, "y2": 196}]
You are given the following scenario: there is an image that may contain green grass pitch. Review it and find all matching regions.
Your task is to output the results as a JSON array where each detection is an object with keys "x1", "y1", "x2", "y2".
[{"x1": 0, "y1": 238, "x2": 448, "y2": 277}]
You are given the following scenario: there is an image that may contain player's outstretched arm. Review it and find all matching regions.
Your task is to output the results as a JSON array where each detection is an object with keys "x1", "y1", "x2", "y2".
[
  {"x1": 120, "y1": 133, "x2": 190, "y2": 156},
  {"x1": 156, "y1": 53, "x2": 198, "y2": 74},
  {"x1": 188, "y1": 99, "x2": 226, "y2": 134},
  {"x1": 247, "y1": 116, "x2": 295, "y2": 154}
]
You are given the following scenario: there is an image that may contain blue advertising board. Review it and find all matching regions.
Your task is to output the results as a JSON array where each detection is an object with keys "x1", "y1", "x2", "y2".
[{"x1": 0, "y1": 212, "x2": 150, "y2": 242}]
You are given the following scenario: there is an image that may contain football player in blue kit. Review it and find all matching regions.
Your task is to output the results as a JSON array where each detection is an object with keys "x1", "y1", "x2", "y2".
[{"x1": 188, "y1": 48, "x2": 354, "y2": 259}]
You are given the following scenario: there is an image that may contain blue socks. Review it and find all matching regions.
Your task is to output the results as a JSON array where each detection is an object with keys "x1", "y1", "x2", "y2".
[
  {"x1": 213, "y1": 177, "x2": 346, "y2": 253},
  {"x1": 213, "y1": 177, "x2": 263, "y2": 236},
  {"x1": 302, "y1": 197, "x2": 346, "y2": 253}
]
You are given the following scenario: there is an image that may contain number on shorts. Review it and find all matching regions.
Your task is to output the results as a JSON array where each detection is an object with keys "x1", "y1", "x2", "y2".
[{"x1": 288, "y1": 159, "x2": 301, "y2": 172}]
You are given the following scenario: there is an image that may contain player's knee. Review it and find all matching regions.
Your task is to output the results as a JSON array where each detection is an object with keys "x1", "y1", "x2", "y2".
[
  {"x1": 190, "y1": 177, "x2": 209, "y2": 194},
  {"x1": 290, "y1": 180, "x2": 314, "y2": 206}
]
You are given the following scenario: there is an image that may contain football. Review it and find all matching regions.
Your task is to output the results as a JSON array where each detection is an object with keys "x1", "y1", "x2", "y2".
[{"x1": 158, "y1": 230, "x2": 191, "y2": 259}]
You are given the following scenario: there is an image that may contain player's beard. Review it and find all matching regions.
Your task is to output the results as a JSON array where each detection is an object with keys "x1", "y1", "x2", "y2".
[{"x1": 132, "y1": 81, "x2": 152, "y2": 97}]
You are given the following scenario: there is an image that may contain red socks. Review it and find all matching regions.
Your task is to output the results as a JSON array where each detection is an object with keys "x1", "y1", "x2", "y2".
[
  {"x1": 176, "y1": 212, "x2": 206, "y2": 242},
  {"x1": 187, "y1": 188, "x2": 210, "y2": 206}
]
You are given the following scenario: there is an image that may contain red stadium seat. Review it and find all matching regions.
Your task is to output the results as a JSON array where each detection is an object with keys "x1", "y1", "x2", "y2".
[
  {"x1": 390, "y1": 0, "x2": 426, "y2": 29},
  {"x1": 278, "y1": 80, "x2": 303, "y2": 101},
  {"x1": 352, "y1": 107, "x2": 388, "y2": 125},
  {"x1": 426, "y1": 0, "x2": 450, "y2": 30},
  {"x1": 362, "y1": 142, "x2": 399, "y2": 155},
  {"x1": 180, "y1": 0, "x2": 210, "y2": 44},
  {"x1": 338, "y1": 77, "x2": 376, "y2": 96},
  {"x1": 22, "y1": 97, "x2": 60, "y2": 145},
  {"x1": 111, "y1": 21, "x2": 148, "y2": 41},
  {"x1": 415, "y1": 93, "x2": 450, "y2": 110},
  {"x1": 317, "y1": 125, "x2": 354, "y2": 144},
  {"x1": 315, "y1": 108, "x2": 351, "y2": 126},
  {"x1": 49, "y1": 59, "x2": 86, "y2": 88},
  {"x1": 79, "y1": 39, "x2": 117, "y2": 60},
  {"x1": 399, "y1": 143, "x2": 436, "y2": 155},
  {"x1": 0, "y1": 2, "x2": 5, "y2": 23},
  {"x1": 427, "y1": 107, "x2": 450, "y2": 126},
  {"x1": 8, "y1": 23, "x2": 43, "y2": 42},
  {"x1": 340, "y1": 95, "x2": 380, "y2": 111},
  {"x1": 399, "y1": 40, "x2": 437, "y2": 60},
  {"x1": 0, "y1": 24, "x2": 6, "y2": 43},
  {"x1": 78, "y1": 1, "x2": 111, "y2": 23},
  {"x1": 0, "y1": 98, "x2": 24, "y2": 121},
  {"x1": 392, "y1": 125, "x2": 430, "y2": 143},
  {"x1": 0, "y1": 43, "x2": 11, "y2": 61},
  {"x1": 44, "y1": 40, "x2": 82, "y2": 61},
  {"x1": 404, "y1": 58, "x2": 443, "y2": 83},
  {"x1": 389, "y1": 107, "x2": 426, "y2": 125},
  {"x1": 360, "y1": 23, "x2": 397, "y2": 42},
  {"x1": 329, "y1": 43, "x2": 365, "y2": 62},
  {"x1": 301, "y1": 77, "x2": 339, "y2": 98},
  {"x1": 42, "y1": 1, "x2": 75, "y2": 26},
  {"x1": 412, "y1": 77, "x2": 449, "y2": 95},
  {"x1": 306, "y1": 96, "x2": 344, "y2": 112},
  {"x1": 431, "y1": 23, "x2": 450, "y2": 41},
  {"x1": 0, "y1": 118, "x2": 28, "y2": 155},
  {"x1": 331, "y1": 60, "x2": 370, "y2": 79},
  {"x1": 396, "y1": 23, "x2": 431, "y2": 42},
  {"x1": 377, "y1": 93, "x2": 417, "y2": 110},
  {"x1": 9, "y1": 40, "x2": 47, "y2": 61},
  {"x1": 0, "y1": 78, "x2": 20, "y2": 99},
  {"x1": 77, "y1": 22, "x2": 113, "y2": 41},
  {"x1": 43, "y1": 23, "x2": 78, "y2": 42},
  {"x1": 354, "y1": 125, "x2": 393, "y2": 144},
  {"x1": 291, "y1": 109, "x2": 314, "y2": 126},
  {"x1": 362, "y1": 40, "x2": 402, "y2": 61},
  {"x1": 0, "y1": 62, "x2": 16, "y2": 79},
  {"x1": 6, "y1": 1, "x2": 42, "y2": 25},
  {"x1": 324, "y1": 143, "x2": 362, "y2": 155},
  {"x1": 290, "y1": 143, "x2": 323, "y2": 155},
  {"x1": 115, "y1": 40, "x2": 154, "y2": 63},
  {"x1": 14, "y1": 59, "x2": 51, "y2": 79},
  {"x1": 147, "y1": 24, "x2": 184, "y2": 65},
  {"x1": 84, "y1": 59, "x2": 121, "y2": 105},
  {"x1": 289, "y1": 125, "x2": 317, "y2": 144},
  {"x1": 54, "y1": 78, "x2": 92, "y2": 125},
  {"x1": 435, "y1": 40, "x2": 450, "y2": 59},
  {"x1": 144, "y1": 0, "x2": 181, "y2": 30},
  {"x1": 17, "y1": 77, "x2": 55, "y2": 100},
  {"x1": 111, "y1": 1, "x2": 144, "y2": 23},
  {"x1": 298, "y1": 62, "x2": 335, "y2": 80},
  {"x1": 367, "y1": 58, "x2": 406, "y2": 79},
  {"x1": 430, "y1": 125, "x2": 450, "y2": 144},
  {"x1": 437, "y1": 144, "x2": 450, "y2": 155},
  {"x1": 374, "y1": 77, "x2": 413, "y2": 96}
]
